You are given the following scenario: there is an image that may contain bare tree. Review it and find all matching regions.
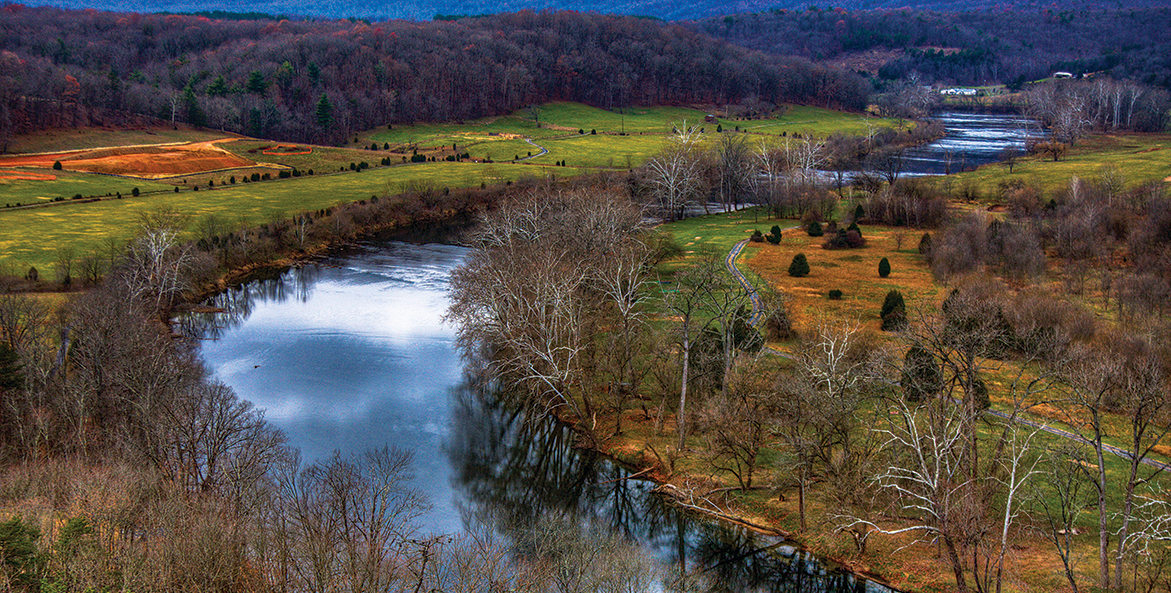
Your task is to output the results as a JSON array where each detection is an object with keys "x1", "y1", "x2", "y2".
[
  {"x1": 660, "y1": 257, "x2": 723, "y2": 450},
  {"x1": 645, "y1": 146, "x2": 703, "y2": 222}
]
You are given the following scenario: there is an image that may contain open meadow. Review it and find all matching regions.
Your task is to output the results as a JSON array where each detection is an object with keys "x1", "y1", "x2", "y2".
[
  {"x1": 950, "y1": 132, "x2": 1171, "y2": 198},
  {"x1": 0, "y1": 101, "x2": 903, "y2": 272},
  {"x1": 0, "y1": 161, "x2": 550, "y2": 271}
]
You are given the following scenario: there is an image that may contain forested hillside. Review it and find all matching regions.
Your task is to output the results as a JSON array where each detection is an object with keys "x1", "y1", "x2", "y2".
[
  {"x1": 0, "y1": 6, "x2": 868, "y2": 147},
  {"x1": 16, "y1": 0, "x2": 1171, "y2": 24},
  {"x1": 693, "y1": 7, "x2": 1171, "y2": 89}
]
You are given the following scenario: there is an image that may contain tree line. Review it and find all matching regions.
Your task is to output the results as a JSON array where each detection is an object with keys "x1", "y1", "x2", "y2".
[{"x1": 0, "y1": 5, "x2": 869, "y2": 148}]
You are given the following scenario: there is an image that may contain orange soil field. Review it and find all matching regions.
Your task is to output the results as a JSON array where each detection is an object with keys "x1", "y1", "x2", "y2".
[
  {"x1": 0, "y1": 170, "x2": 56, "y2": 181},
  {"x1": 0, "y1": 140, "x2": 256, "y2": 178}
]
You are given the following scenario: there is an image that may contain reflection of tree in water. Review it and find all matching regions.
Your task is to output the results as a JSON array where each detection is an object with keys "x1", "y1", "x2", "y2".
[
  {"x1": 179, "y1": 264, "x2": 319, "y2": 340},
  {"x1": 447, "y1": 379, "x2": 884, "y2": 593}
]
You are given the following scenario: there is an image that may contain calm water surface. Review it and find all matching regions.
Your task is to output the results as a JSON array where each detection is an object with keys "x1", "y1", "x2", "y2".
[
  {"x1": 192, "y1": 241, "x2": 890, "y2": 592},
  {"x1": 901, "y1": 111, "x2": 1040, "y2": 175}
]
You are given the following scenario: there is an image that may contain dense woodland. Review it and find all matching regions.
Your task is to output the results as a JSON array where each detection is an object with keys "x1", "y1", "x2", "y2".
[
  {"x1": 693, "y1": 7, "x2": 1171, "y2": 91},
  {"x1": 0, "y1": 6, "x2": 868, "y2": 147}
]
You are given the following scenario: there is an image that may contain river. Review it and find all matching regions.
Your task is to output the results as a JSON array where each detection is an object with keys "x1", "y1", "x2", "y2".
[
  {"x1": 192, "y1": 241, "x2": 888, "y2": 592},
  {"x1": 900, "y1": 111, "x2": 1040, "y2": 176}
]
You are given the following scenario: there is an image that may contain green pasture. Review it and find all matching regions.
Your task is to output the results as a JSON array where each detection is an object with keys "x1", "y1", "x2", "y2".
[
  {"x1": 0, "y1": 171, "x2": 173, "y2": 207},
  {"x1": 362, "y1": 115, "x2": 564, "y2": 148},
  {"x1": 219, "y1": 140, "x2": 393, "y2": 174},
  {"x1": 0, "y1": 162, "x2": 554, "y2": 271},
  {"x1": 358, "y1": 102, "x2": 904, "y2": 168},
  {"x1": 4, "y1": 127, "x2": 230, "y2": 154},
  {"x1": 951, "y1": 132, "x2": 1171, "y2": 198},
  {"x1": 528, "y1": 133, "x2": 675, "y2": 168},
  {"x1": 466, "y1": 138, "x2": 540, "y2": 162},
  {"x1": 739, "y1": 104, "x2": 905, "y2": 137}
]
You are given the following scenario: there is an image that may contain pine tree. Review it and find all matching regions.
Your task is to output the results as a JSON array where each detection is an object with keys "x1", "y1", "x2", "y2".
[
  {"x1": 880, "y1": 289, "x2": 906, "y2": 331},
  {"x1": 878, "y1": 257, "x2": 891, "y2": 278},
  {"x1": 788, "y1": 253, "x2": 810, "y2": 277},
  {"x1": 316, "y1": 93, "x2": 334, "y2": 128},
  {"x1": 901, "y1": 345, "x2": 942, "y2": 402}
]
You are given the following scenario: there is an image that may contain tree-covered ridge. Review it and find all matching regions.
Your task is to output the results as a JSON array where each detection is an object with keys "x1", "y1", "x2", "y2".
[
  {"x1": 14, "y1": 0, "x2": 1171, "y2": 24},
  {"x1": 692, "y1": 6, "x2": 1171, "y2": 90},
  {"x1": 0, "y1": 6, "x2": 868, "y2": 146}
]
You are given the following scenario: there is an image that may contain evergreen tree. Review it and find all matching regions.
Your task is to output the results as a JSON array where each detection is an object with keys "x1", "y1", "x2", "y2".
[
  {"x1": 206, "y1": 75, "x2": 229, "y2": 96},
  {"x1": 788, "y1": 253, "x2": 810, "y2": 277},
  {"x1": 918, "y1": 232, "x2": 933, "y2": 255},
  {"x1": 901, "y1": 344, "x2": 942, "y2": 402},
  {"x1": 0, "y1": 343, "x2": 22, "y2": 393},
  {"x1": 806, "y1": 220, "x2": 823, "y2": 237},
  {"x1": 316, "y1": 93, "x2": 334, "y2": 128},
  {"x1": 880, "y1": 289, "x2": 907, "y2": 331},
  {"x1": 246, "y1": 70, "x2": 268, "y2": 94},
  {"x1": 878, "y1": 257, "x2": 891, "y2": 278}
]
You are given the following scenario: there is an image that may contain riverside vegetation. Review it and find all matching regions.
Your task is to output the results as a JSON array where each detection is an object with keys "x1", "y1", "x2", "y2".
[
  {"x1": 2, "y1": 3, "x2": 1171, "y2": 590},
  {"x1": 2, "y1": 103, "x2": 1171, "y2": 591}
]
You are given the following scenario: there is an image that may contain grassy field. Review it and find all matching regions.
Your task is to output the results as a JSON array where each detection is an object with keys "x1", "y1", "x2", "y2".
[
  {"x1": 219, "y1": 140, "x2": 396, "y2": 174},
  {"x1": 359, "y1": 102, "x2": 902, "y2": 171},
  {"x1": 951, "y1": 132, "x2": 1171, "y2": 198},
  {"x1": 0, "y1": 162, "x2": 555, "y2": 271},
  {"x1": 0, "y1": 170, "x2": 174, "y2": 207},
  {"x1": 654, "y1": 207, "x2": 943, "y2": 333},
  {"x1": 0, "y1": 101, "x2": 905, "y2": 272},
  {"x1": 3, "y1": 126, "x2": 231, "y2": 154}
]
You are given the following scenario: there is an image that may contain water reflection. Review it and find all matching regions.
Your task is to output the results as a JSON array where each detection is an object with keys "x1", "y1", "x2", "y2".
[
  {"x1": 447, "y1": 379, "x2": 885, "y2": 593},
  {"x1": 191, "y1": 241, "x2": 890, "y2": 592},
  {"x1": 900, "y1": 112, "x2": 1042, "y2": 176}
]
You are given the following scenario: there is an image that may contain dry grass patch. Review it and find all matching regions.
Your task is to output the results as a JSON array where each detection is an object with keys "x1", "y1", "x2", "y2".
[{"x1": 742, "y1": 225, "x2": 944, "y2": 333}]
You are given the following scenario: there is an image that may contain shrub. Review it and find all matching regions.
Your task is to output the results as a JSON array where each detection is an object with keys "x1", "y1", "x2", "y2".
[
  {"x1": 901, "y1": 345, "x2": 942, "y2": 402},
  {"x1": 229, "y1": 175, "x2": 236, "y2": 184},
  {"x1": 847, "y1": 221, "x2": 862, "y2": 237},
  {"x1": 26, "y1": 266, "x2": 37, "y2": 281},
  {"x1": 174, "y1": 187, "x2": 180, "y2": 192},
  {"x1": 918, "y1": 232, "x2": 933, "y2": 255},
  {"x1": 591, "y1": 129, "x2": 597, "y2": 135},
  {"x1": 749, "y1": 229, "x2": 764, "y2": 243},
  {"x1": 853, "y1": 204, "x2": 865, "y2": 222},
  {"x1": 878, "y1": 257, "x2": 891, "y2": 278},
  {"x1": 806, "y1": 221, "x2": 823, "y2": 237},
  {"x1": 52, "y1": 160, "x2": 62, "y2": 170},
  {"x1": 72, "y1": 194, "x2": 83, "y2": 200},
  {"x1": 788, "y1": 253, "x2": 810, "y2": 277},
  {"x1": 880, "y1": 289, "x2": 907, "y2": 331},
  {"x1": 828, "y1": 289, "x2": 843, "y2": 300}
]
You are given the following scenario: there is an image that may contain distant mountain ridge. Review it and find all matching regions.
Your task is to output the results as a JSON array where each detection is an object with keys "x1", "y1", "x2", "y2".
[{"x1": 18, "y1": 0, "x2": 1171, "y2": 22}]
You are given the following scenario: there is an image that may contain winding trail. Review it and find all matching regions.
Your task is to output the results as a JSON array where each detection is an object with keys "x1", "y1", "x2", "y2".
[
  {"x1": 519, "y1": 138, "x2": 548, "y2": 161},
  {"x1": 722, "y1": 230, "x2": 1171, "y2": 472}
]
